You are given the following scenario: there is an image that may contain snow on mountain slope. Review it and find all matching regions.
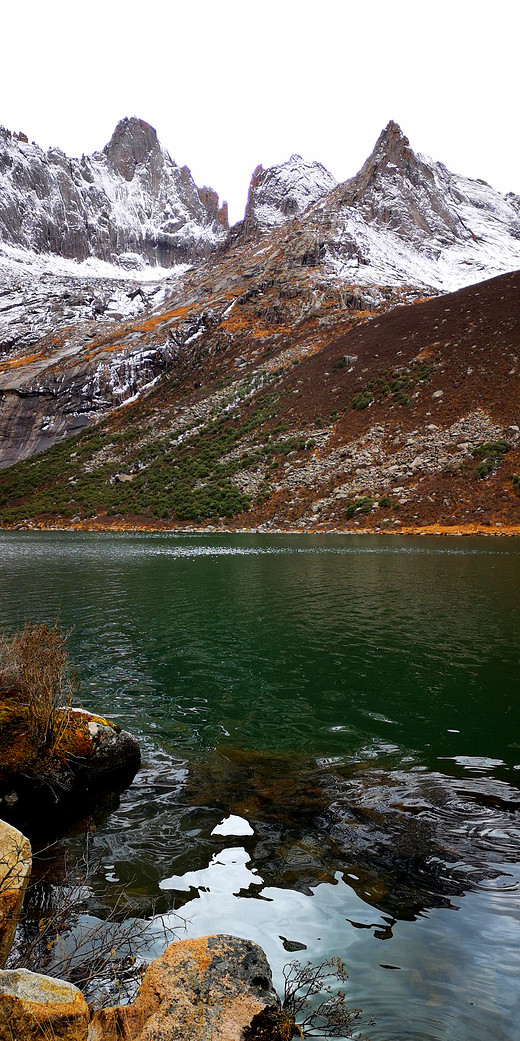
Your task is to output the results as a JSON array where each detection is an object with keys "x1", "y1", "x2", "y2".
[
  {"x1": 0, "y1": 243, "x2": 188, "y2": 352},
  {"x1": 242, "y1": 154, "x2": 337, "y2": 236},
  {"x1": 2, "y1": 116, "x2": 520, "y2": 473},
  {"x1": 0, "y1": 118, "x2": 228, "y2": 269},
  {"x1": 313, "y1": 121, "x2": 520, "y2": 292}
]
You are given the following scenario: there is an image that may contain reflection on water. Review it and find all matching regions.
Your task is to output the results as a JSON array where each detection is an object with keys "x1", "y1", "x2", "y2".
[{"x1": 1, "y1": 531, "x2": 520, "y2": 1040}]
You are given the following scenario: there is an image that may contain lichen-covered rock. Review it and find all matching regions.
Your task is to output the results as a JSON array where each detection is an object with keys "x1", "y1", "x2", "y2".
[
  {"x1": 63, "y1": 708, "x2": 141, "y2": 793},
  {"x1": 0, "y1": 703, "x2": 140, "y2": 835},
  {"x1": 0, "y1": 820, "x2": 31, "y2": 968},
  {"x1": 0, "y1": 968, "x2": 89, "y2": 1040},
  {"x1": 88, "y1": 934, "x2": 278, "y2": 1041}
]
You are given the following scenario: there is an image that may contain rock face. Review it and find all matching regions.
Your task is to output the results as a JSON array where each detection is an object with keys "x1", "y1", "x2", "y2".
[
  {"x1": 0, "y1": 251, "x2": 188, "y2": 468},
  {"x1": 89, "y1": 934, "x2": 278, "y2": 1041},
  {"x1": 0, "y1": 117, "x2": 228, "y2": 268},
  {"x1": 0, "y1": 820, "x2": 31, "y2": 969},
  {"x1": 0, "y1": 306, "x2": 180, "y2": 469},
  {"x1": 0, "y1": 968, "x2": 89, "y2": 1040}
]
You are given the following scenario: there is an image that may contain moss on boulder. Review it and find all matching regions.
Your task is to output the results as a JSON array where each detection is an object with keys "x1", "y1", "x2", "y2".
[
  {"x1": 0, "y1": 968, "x2": 89, "y2": 1040},
  {"x1": 0, "y1": 696, "x2": 140, "y2": 835}
]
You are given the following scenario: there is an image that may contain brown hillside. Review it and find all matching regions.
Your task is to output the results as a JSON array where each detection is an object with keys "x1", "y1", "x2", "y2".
[{"x1": 0, "y1": 270, "x2": 519, "y2": 533}]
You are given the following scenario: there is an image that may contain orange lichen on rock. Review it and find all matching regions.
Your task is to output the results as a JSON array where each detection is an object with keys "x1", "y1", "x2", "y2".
[
  {"x1": 0, "y1": 969, "x2": 89, "y2": 1041},
  {"x1": 0, "y1": 353, "x2": 44, "y2": 372},
  {"x1": 0, "y1": 693, "x2": 114, "y2": 784},
  {"x1": 89, "y1": 935, "x2": 277, "y2": 1041},
  {"x1": 57, "y1": 714, "x2": 95, "y2": 760}
]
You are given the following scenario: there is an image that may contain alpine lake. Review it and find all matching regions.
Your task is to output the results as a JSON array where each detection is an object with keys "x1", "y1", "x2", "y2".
[{"x1": 0, "y1": 530, "x2": 519, "y2": 1041}]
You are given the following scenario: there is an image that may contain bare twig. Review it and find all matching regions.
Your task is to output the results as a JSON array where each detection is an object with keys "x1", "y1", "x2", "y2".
[
  {"x1": 282, "y1": 958, "x2": 371, "y2": 1039},
  {"x1": 0, "y1": 615, "x2": 76, "y2": 770},
  {"x1": 7, "y1": 830, "x2": 188, "y2": 1009}
]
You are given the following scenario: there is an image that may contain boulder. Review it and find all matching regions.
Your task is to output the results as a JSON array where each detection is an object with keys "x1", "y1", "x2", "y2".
[
  {"x1": 0, "y1": 706, "x2": 141, "y2": 836},
  {"x1": 63, "y1": 708, "x2": 141, "y2": 796},
  {"x1": 89, "y1": 934, "x2": 279, "y2": 1041},
  {"x1": 0, "y1": 820, "x2": 31, "y2": 968},
  {"x1": 0, "y1": 968, "x2": 89, "y2": 1040}
]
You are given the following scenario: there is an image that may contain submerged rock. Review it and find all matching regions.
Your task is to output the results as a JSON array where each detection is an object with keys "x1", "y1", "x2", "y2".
[
  {"x1": 0, "y1": 968, "x2": 89, "y2": 1040},
  {"x1": 0, "y1": 819, "x2": 31, "y2": 968},
  {"x1": 89, "y1": 934, "x2": 278, "y2": 1041}
]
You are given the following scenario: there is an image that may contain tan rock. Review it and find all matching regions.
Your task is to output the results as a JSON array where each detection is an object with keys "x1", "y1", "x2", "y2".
[
  {"x1": 0, "y1": 968, "x2": 89, "y2": 1040},
  {"x1": 0, "y1": 820, "x2": 31, "y2": 968},
  {"x1": 88, "y1": 934, "x2": 278, "y2": 1041}
]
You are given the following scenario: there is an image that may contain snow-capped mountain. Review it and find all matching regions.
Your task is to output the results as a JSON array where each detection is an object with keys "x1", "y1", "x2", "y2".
[
  {"x1": 1, "y1": 117, "x2": 520, "y2": 474},
  {"x1": 1, "y1": 116, "x2": 519, "y2": 293},
  {"x1": 0, "y1": 117, "x2": 228, "y2": 269},
  {"x1": 308, "y1": 121, "x2": 520, "y2": 292},
  {"x1": 241, "y1": 154, "x2": 337, "y2": 237}
]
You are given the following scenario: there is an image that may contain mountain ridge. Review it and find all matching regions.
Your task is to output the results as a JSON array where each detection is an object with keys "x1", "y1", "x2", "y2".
[
  {"x1": 0, "y1": 117, "x2": 519, "y2": 533},
  {"x1": 1, "y1": 116, "x2": 520, "y2": 289},
  {"x1": 0, "y1": 269, "x2": 518, "y2": 532},
  {"x1": 0, "y1": 116, "x2": 228, "y2": 268}
]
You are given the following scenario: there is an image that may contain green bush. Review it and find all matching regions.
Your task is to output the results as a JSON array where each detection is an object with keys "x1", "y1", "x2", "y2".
[
  {"x1": 345, "y1": 497, "x2": 374, "y2": 518},
  {"x1": 472, "y1": 441, "x2": 510, "y2": 478},
  {"x1": 351, "y1": 392, "x2": 373, "y2": 411}
]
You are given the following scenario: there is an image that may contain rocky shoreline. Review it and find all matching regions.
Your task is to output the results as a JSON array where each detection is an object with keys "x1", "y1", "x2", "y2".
[
  {"x1": 0, "y1": 816, "x2": 281, "y2": 1040},
  {"x1": 0, "y1": 702, "x2": 284, "y2": 1040},
  {"x1": 1, "y1": 520, "x2": 519, "y2": 537}
]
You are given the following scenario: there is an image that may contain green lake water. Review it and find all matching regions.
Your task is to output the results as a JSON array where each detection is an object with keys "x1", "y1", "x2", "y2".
[{"x1": 0, "y1": 531, "x2": 519, "y2": 1039}]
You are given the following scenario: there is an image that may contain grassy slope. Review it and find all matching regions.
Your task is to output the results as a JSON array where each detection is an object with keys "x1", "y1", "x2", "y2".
[{"x1": 0, "y1": 271, "x2": 519, "y2": 532}]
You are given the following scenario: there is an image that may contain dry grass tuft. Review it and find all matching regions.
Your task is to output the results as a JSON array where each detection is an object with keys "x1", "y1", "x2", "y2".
[{"x1": 0, "y1": 618, "x2": 75, "y2": 761}]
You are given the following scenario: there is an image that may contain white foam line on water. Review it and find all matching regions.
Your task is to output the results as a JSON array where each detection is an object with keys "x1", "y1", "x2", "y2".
[{"x1": 0, "y1": 532, "x2": 515, "y2": 561}]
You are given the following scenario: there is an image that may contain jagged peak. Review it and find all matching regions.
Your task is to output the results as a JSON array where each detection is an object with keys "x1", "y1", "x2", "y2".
[
  {"x1": 103, "y1": 117, "x2": 161, "y2": 180},
  {"x1": 343, "y1": 120, "x2": 425, "y2": 202},
  {"x1": 363, "y1": 119, "x2": 412, "y2": 170},
  {"x1": 377, "y1": 119, "x2": 409, "y2": 147},
  {"x1": 106, "y1": 116, "x2": 159, "y2": 148}
]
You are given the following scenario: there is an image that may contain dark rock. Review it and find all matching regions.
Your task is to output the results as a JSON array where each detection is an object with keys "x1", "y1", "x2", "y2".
[
  {"x1": 0, "y1": 709, "x2": 141, "y2": 838},
  {"x1": 103, "y1": 117, "x2": 160, "y2": 181}
]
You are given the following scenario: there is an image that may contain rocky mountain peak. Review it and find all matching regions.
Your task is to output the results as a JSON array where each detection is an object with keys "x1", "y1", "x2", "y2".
[
  {"x1": 324, "y1": 118, "x2": 471, "y2": 249},
  {"x1": 375, "y1": 119, "x2": 410, "y2": 154},
  {"x1": 347, "y1": 119, "x2": 419, "y2": 199},
  {"x1": 241, "y1": 153, "x2": 337, "y2": 238},
  {"x1": 103, "y1": 116, "x2": 161, "y2": 181},
  {"x1": 0, "y1": 117, "x2": 228, "y2": 268}
]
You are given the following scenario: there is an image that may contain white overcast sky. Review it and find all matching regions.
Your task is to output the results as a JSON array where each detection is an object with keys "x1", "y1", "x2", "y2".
[{"x1": 2, "y1": 0, "x2": 519, "y2": 224}]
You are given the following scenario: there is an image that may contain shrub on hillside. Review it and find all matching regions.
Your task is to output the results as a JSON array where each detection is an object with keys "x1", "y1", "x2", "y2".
[{"x1": 472, "y1": 441, "x2": 510, "y2": 478}]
